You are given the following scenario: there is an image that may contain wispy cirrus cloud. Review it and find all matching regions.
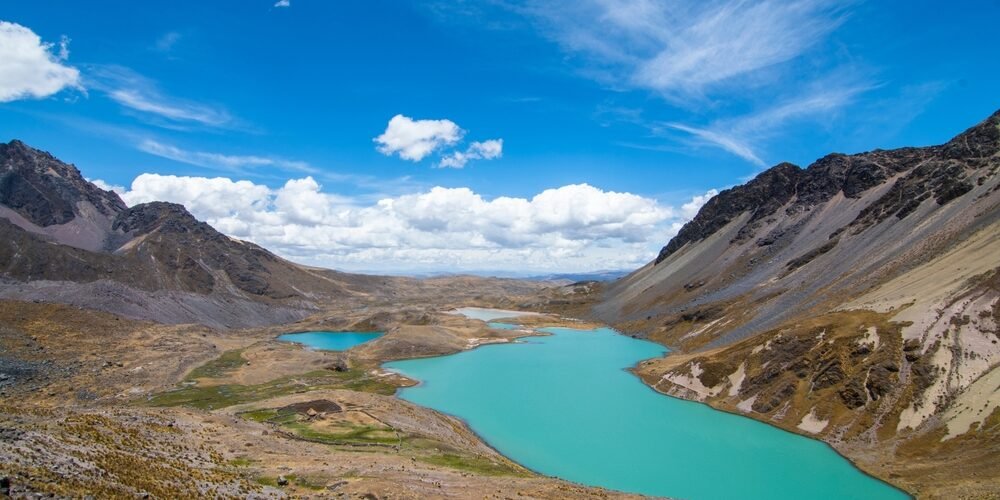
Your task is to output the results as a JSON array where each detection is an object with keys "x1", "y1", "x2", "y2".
[
  {"x1": 152, "y1": 31, "x2": 182, "y2": 54},
  {"x1": 137, "y1": 139, "x2": 316, "y2": 175},
  {"x1": 526, "y1": 0, "x2": 852, "y2": 102},
  {"x1": 663, "y1": 123, "x2": 765, "y2": 166},
  {"x1": 660, "y1": 80, "x2": 873, "y2": 166},
  {"x1": 86, "y1": 65, "x2": 236, "y2": 129},
  {"x1": 445, "y1": 0, "x2": 878, "y2": 166},
  {"x1": 108, "y1": 88, "x2": 231, "y2": 127}
]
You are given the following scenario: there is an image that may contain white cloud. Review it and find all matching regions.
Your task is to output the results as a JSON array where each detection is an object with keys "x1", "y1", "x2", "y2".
[
  {"x1": 375, "y1": 114, "x2": 464, "y2": 161},
  {"x1": 153, "y1": 32, "x2": 181, "y2": 53},
  {"x1": 108, "y1": 89, "x2": 230, "y2": 126},
  {"x1": 88, "y1": 178, "x2": 126, "y2": 194},
  {"x1": 474, "y1": 1, "x2": 868, "y2": 166},
  {"x1": 681, "y1": 189, "x2": 718, "y2": 219},
  {"x1": 274, "y1": 0, "x2": 291, "y2": 7},
  {"x1": 0, "y1": 21, "x2": 81, "y2": 102},
  {"x1": 665, "y1": 123, "x2": 764, "y2": 166},
  {"x1": 439, "y1": 139, "x2": 503, "y2": 168},
  {"x1": 375, "y1": 115, "x2": 505, "y2": 168},
  {"x1": 136, "y1": 139, "x2": 316, "y2": 174},
  {"x1": 87, "y1": 65, "x2": 233, "y2": 128},
  {"x1": 113, "y1": 173, "x2": 717, "y2": 272},
  {"x1": 663, "y1": 81, "x2": 871, "y2": 165},
  {"x1": 119, "y1": 174, "x2": 272, "y2": 219},
  {"x1": 528, "y1": 0, "x2": 847, "y2": 101}
]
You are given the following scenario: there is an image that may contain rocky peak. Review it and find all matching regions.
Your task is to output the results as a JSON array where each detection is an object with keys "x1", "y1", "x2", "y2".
[
  {"x1": 656, "y1": 162, "x2": 801, "y2": 263},
  {"x1": 655, "y1": 108, "x2": 1000, "y2": 265},
  {"x1": 0, "y1": 140, "x2": 126, "y2": 227},
  {"x1": 112, "y1": 201, "x2": 212, "y2": 236},
  {"x1": 940, "y1": 109, "x2": 1000, "y2": 160}
]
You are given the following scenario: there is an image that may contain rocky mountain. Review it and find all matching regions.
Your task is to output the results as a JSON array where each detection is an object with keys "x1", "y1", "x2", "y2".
[
  {"x1": 0, "y1": 140, "x2": 551, "y2": 329},
  {"x1": 595, "y1": 109, "x2": 1000, "y2": 496},
  {"x1": 0, "y1": 140, "x2": 381, "y2": 328},
  {"x1": 0, "y1": 140, "x2": 127, "y2": 252}
]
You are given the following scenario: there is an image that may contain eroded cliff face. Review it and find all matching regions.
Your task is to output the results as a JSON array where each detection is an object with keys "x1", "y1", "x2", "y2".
[{"x1": 598, "y1": 110, "x2": 1000, "y2": 497}]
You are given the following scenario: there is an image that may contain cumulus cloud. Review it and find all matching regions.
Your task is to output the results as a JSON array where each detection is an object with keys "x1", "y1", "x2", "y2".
[
  {"x1": 0, "y1": 21, "x2": 81, "y2": 102},
  {"x1": 374, "y1": 114, "x2": 463, "y2": 161},
  {"x1": 88, "y1": 178, "x2": 126, "y2": 194},
  {"x1": 113, "y1": 173, "x2": 718, "y2": 272},
  {"x1": 439, "y1": 139, "x2": 503, "y2": 168},
  {"x1": 376, "y1": 115, "x2": 505, "y2": 168},
  {"x1": 274, "y1": 0, "x2": 291, "y2": 7},
  {"x1": 681, "y1": 189, "x2": 718, "y2": 219}
]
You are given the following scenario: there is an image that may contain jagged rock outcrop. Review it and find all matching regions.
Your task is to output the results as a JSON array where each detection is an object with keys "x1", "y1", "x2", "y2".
[
  {"x1": 0, "y1": 140, "x2": 125, "y2": 227},
  {"x1": 0, "y1": 140, "x2": 128, "y2": 252}
]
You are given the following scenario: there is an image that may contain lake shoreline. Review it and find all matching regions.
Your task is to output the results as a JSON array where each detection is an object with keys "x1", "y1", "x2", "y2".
[{"x1": 381, "y1": 308, "x2": 908, "y2": 499}]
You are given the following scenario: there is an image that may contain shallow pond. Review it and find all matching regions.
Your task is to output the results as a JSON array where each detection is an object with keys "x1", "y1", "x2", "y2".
[
  {"x1": 385, "y1": 313, "x2": 906, "y2": 499},
  {"x1": 449, "y1": 307, "x2": 540, "y2": 322},
  {"x1": 278, "y1": 331, "x2": 382, "y2": 351}
]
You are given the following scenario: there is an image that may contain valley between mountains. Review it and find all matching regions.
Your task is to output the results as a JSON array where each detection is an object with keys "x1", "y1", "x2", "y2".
[{"x1": 1, "y1": 109, "x2": 999, "y2": 498}]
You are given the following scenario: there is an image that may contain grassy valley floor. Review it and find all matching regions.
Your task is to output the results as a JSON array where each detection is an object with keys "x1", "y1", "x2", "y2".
[{"x1": 0, "y1": 299, "x2": 642, "y2": 499}]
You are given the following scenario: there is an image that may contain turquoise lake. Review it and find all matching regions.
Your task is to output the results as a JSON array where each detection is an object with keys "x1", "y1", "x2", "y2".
[
  {"x1": 385, "y1": 322, "x2": 908, "y2": 499},
  {"x1": 278, "y1": 331, "x2": 382, "y2": 351},
  {"x1": 450, "y1": 307, "x2": 540, "y2": 322}
]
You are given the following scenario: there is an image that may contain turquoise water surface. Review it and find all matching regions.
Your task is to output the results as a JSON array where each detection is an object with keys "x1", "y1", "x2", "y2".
[
  {"x1": 278, "y1": 331, "x2": 382, "y2": 351},
  {"x1": 487, "y1": 322, "x2": 521, "y2": 330},
  {"x1": 385, "y1": 325, "x2": 907, "y2": 499},
  {"x1": 451, "y1": 307, "x2": 538, "y2": 321}
]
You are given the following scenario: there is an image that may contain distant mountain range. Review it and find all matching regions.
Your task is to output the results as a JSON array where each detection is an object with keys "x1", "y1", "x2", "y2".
[
  {"x1": 596, "y1": 109, "x2": 1000, "y2": 495},
  {"x1": 396, "y1": 270, "x2": 630, "y2": 283}
]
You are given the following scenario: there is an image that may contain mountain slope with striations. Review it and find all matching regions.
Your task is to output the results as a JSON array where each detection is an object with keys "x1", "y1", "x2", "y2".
[{"x1": 594, "y1": 109, "x2": 1000, "y2": 497}]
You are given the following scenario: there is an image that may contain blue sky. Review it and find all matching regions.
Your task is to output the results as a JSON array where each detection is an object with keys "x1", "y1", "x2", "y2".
[{"x1": 1, "y1": 1, "x2": 998, "y2": 273}]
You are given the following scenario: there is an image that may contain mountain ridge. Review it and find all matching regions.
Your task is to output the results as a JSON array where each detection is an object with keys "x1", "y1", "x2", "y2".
[
  {"x1": 0, "y1": 140, "x2": 552, "y2": 328},
  {"x1": 0, "y1": 140, "x2": 370, "y2": 327},
  {"x1": 594, "y1": 108, "x2": 1000, "y2": 497}
]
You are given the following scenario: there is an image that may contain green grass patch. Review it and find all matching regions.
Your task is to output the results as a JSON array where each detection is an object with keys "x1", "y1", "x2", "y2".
[
  {"x1": 284, "y1": 422, "x2": 400, "y2": 446},
  {"x1": 147, "y1": 369, "x2": 397, "y2": 410},
  {"x1": 237, "y1": 405, "x2": 527, "y2": 478},
  {"x1": 227, "y1": 457, "x2": 253, "y2": 467},
  {"x1": 292, "y1": 475, "x2": 326, "y2": 491},
  {"x1": 418, "y1": 454, "x2": 527, "y2": 477},
  {"x1": 186, "y1": 349, "x2": 247, "y2": 381},
  {"x1": 254, "y1": 474, "x2": 289, "y2": 487},
  {"x1": 239, "y1": 409, "x2": 278, "y2": 422}
]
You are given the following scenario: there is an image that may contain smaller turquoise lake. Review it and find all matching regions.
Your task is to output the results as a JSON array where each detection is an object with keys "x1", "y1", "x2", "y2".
[
  {"x1": 278, "y1": 331, "x2": 382, "y2": 351},
  {"x1": 487, "y1": 322, "x2": 520, "y2": 330},
  {"x1": 451, "y1": 307, "x2": 539, "y2": 322},
  {"x1": 385, "y1": 323, "x2": 908, "y2": 500}
]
